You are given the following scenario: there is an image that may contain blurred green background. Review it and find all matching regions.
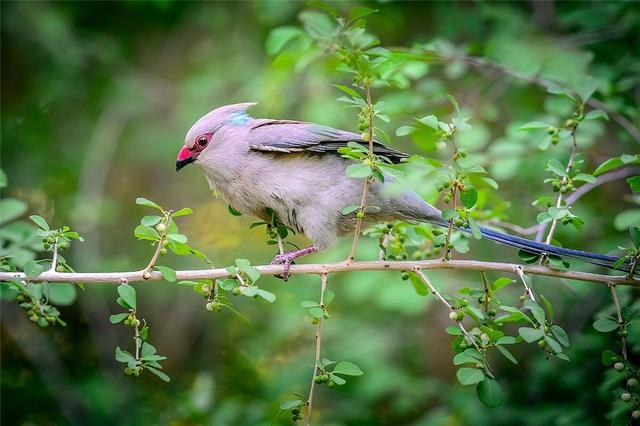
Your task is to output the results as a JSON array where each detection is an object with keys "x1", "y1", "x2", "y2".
[{"x1": 1, "y1": 1, "x2": 639, "y2": 425}]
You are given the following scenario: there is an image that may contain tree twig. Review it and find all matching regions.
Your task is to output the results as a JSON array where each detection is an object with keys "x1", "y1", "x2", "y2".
[
  {"x1": 306, "y1": 272, "x2": 327, "y2": 426},
  {"x1": 609, "y1": 283, "x2": 628, "y2": 360},
  {"x1": 2, "y1": 258, "x2": 637, "y2": 286},
  {"x1": 515, "y1": 266, "x2": 537, "y2": 301},
  {"x1": 47, "y1": 237, "x2": 60, "y2": 273}
]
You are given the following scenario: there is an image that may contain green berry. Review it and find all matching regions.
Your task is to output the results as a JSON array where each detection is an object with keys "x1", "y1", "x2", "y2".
[
  {"x1": 323, "y1": 311, "x2": 330, "y2": 319},
  {"x1": 449, "y1": 311, "x2": 459, "y2": 321},
  {"x1": 547, "y1": 127, "x2": 556, "y2": 135},
  {"x1": 632, "y1": 410, "x2": 640, "y2": 420},
  {"x1": 124, "y1": 367, "x2": 133, "y2": 376},
  {"x1": 443, "y1": 196, "x2": 451, "y2": 204},
  {"x1": 621, "y1": 392, "x2": 631, "y2": 402},
  {"x1": 160, "y1": 248, "x2": 167, "y2": 256},
  {"x1": 627, "y1": 378, "x2": 638, "y2": 387},
  {"x1": 56, "y1": 265, "x2": 65, "y2": 272},
  {"x1": 232, "y1": 287, "x2": 241, "y2": 295},
  {"x1": 327, "y1": 380, "x2": 335, "y2": 388},
  {"x1": 132, "y1": 319, "x2": 141, "y2": 327},
  {"x1": 356, "y1": 211, "x2": 365, "y2": 219},
  {"x1": 314, "y1": 375, "x2": 323, "y2": 384},
  {"x1": 311, "y1": 317, "x2": 319, "y2": 325},
  {"x1": 614, "y1": 362, "x2": 625, "y2": 371},
  {"x1": 155, "y1": 223, "x2": 166, "y2": 233},
  {"x1": 361, "y1": 132, "x2": 370, "y2": 142},
  {"x1": 538, "y1": 340, "x2": 547, "y2": 348}
]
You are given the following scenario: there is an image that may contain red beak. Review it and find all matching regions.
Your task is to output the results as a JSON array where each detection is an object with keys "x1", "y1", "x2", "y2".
[{"x1": 176, "y1": 146, "x2": 194, "y2": 171}]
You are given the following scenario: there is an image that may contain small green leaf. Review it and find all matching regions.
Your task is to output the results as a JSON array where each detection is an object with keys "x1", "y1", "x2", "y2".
[
  {"x1": 172, "y1": 207, "x2": 193, "y2": 217},
  {"x1": 346, "y1": 163, "x2": 373, "y2": 179},
  {"x1": 29, "y1": 215, "x2": 50, "y2": 230},
  {"x1": 593, "y1": 317, "x2": 619, "y2": 333},
  {"x1": 349, "y1": 5, "x2": 377, "y2": 21},
  {"x1": 333, "y1": 361, "x2": 363, "y2": 376},
  {"x1": 573, "y1": 173, "x2": 596, "y2": 183},
  {"x1": 301, "y1": 300, "x2": 320, "y2": 308},
  {"x1": 601, "y1": 349, "x2": 618, "y2": 366},
  {"x1": 546, "y1": 159, "x2": 567, "y2": 177},
  {"x1": 117, "y1": 283, "x2": 136, "y2": 310},
  {"x1": 23, "y1": 260, "x2": 44, "y2": 279},
  {"x1": 584, "y1": 109, "x2": 608, "y2": 121},
  {"x1": 467, "y1": 217, "x2": 482, "y2": 240},
  {"x1": 628, "y1": 176, "x2": 640, "y2": 192},
  {"x1": 445, "y1": 325, "x2": 463, "y2": 335},
  {"x1": 518, "y1": 327, "x2": 544, "y2": 343},
  {"x1": 115, "y1": 347, "x2": 135, "y2": 363},
  {"x1": 460, "y1": 188, "x2": 478, "y2": 209},
  {"x1": 134, "y1": 225, "x2": 160, "y2": 241},
  {"x1": 156, "y1": 266, "x2": 176, "y2": 282},
  {"x1": 146, "y1": 366, "x2": 170, "y2": 382},
  {"x1": 241, "y1": 286, "x2": 259, "y2": 297},
  {"x1": 453, "y1": 351, "x2": 479, "y2": 365},
  {"x1": 456, "y1": 367, "x2": 485, "y2": 385},
  {"x1": 266, "y1": 26, "x2": 303, "y2": 56},
  {"x1": 518, "y1": 121, "x2": 550, "y2": 131},
  {"x1": 140, "y1": 215, "x2": 162, "y2": 226},
  {"x1": 551, "y1": 325, "x2": 570, "y2": 347},
  {"x1": 257, "y1": 289, "x2": 276, "y2": 303},
  {"x1": 280, "y1": 399, "x2": 303, "y2": 410},
  {"x1": 496, "y1": 345, "x2": 518, "y2": 364},
  {"x1": 395, "y1": 125, "x2": 416, "y2": 136},
  {"x1": 228, "y1": 205, "x2": 242, "y2": 216},
  {"x1": 524, "y1": 299, "x2": 545, "y2": 324},
  {"x1": 476, "y1": 378, "x2": 504, "y2": 407},
  {"x1": 167, "y1": 234, "x2": 187, "y2": 243},
  {"x1": 574, "y1": 75, "x2": 598, "y2": 102},
  {"x1": 631, "y1": 226, "x2": 640, "y2": 249},
  {"x1": 417, "y1": 114, "x2": 439, "y2": 129},
  {"x1": 341, "y1": 205, "x2": 361, "y2": 215},
  {"x1": 47, "y1": 283, "x2": 77, "y2": 305},
  {"x1": 136, "y1": 197, "x2": 163, "y2": 211},
  {"x1": 328, "y1": 373, "x2": 346, "y2": 385},
  {"x1": 333, "y1": 84, "x2": 361, "y2": 99},
  {"x1": 593, "y1": 157, "x2": 624, "y2": 176},
  {"x1": 110, "y1": 313, "x2": 129, "y2": 324},
  {"x1": 491, "y1": 278, "x2": 513, "y2": 292},
  {"x1": 442, "y1": 208, "x2": 458, "y2": 221},
  {"x1": 545, "y1": 336, "x2": 563, "y2": 353},
  {"x1": 540, "y1": 294, "x2": 555, "y2": 323}
]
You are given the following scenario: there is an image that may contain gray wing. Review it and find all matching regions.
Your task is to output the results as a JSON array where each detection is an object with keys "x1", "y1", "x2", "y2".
[{"x1": 247, "y1": 119, "x2": 409, "y2": 164}]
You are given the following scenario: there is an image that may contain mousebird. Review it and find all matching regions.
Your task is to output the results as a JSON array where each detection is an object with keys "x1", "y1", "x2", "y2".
[{"x1": 177, "y1": 102, "x2": 628, "y2": 280}]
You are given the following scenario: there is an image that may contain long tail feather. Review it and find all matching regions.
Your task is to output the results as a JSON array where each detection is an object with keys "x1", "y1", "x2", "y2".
[{"x1": 475, "y1": 226, "x2": 630, "y2": 272}]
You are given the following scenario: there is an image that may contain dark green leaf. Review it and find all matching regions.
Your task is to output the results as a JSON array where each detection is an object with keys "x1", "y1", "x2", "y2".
[
  {"x1": 628, "y1": 176, "x2": 640, "y2": 192},
  {"x1": 110, "y1": 313, "x2": 129, "y2": 324},
  {"x1": 601, "y1": 349, "x2": 618, "y2": 366},
  {"x1": 631, "y1": 226, "x2": 640, "y2": 249},
  {"x1": 156, "y1": 266, "x2": 176, "y2": 282},
  {"x1": 593, "y1": 157, "x2": 623, "y2": 176},
  {"x1": 456, "y1": 367, "x2": 485, "y2": 385},
  {"x1": 228, "y1": 205, "x2": 242, "y2": 216},
  {"x1": 496, "y1": 345, "x2": 518, "y2": 364},
  {"x1": 460, "y1": 188, "x2": 478, "y2": 209},
  {"x1": 146, "y1": 366, "x2": 170, "y2": 382},
  {"x1": 47, "y1": 283, "x2": 77, "y2": 305},
  {"x1": 551, "y1": 325, "x2": 570, "y2": 347},
  {"x1": 593, "y1": 317, "x2": 619, "y2": 332},
  {"x1": 346, "y1": 163, "x2": 372, "y2": 179},
  {"x1": 476, "y1": 379, "x2": 504, "y2": 407},
  {"x1": 518, "y1": 327, "x2": 544, "y2": 343}
]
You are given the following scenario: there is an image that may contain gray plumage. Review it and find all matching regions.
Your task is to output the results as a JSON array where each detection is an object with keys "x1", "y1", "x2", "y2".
[
  {"x1": 178, "y1": 102, "x2": 629, "y2": 273},
  {"x1": 182, "y1": 102, "x2": 438, "y2": 250}
]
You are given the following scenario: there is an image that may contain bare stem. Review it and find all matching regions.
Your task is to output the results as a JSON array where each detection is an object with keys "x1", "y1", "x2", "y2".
[
  {"x1": 276, "y1": 234, "x2": 285, "y2": 255},
  {"x1": 48, "y1": 237, "x2": 60, "y2": 273},
  {"x1": 306, "y1": 272, "x2": 328, "y2": 426},
  {"x1": 134, "y1": 318, "x2": 141, "y2": 361},
  {"x1": 347, "y1": 85, "x2": 375, "y2": 264},
  {"x1": 515, "y1": 266, "x2": 537, "y2": 302},
  {"x1": 480, "y1": 271, "x2": 490, "y2": 313},
  {"x1": 609, "y1": 283, "x2": 628, "y2": 360},
  {"x1": 542, "y1": 130, "x2": 578, "y2": 245},
  {"x1": 142, "y1": 212, "x2": 173, "y2": 277},
  {"x1": 444, "y1": 185, "x2": 458, "y2": 259}
]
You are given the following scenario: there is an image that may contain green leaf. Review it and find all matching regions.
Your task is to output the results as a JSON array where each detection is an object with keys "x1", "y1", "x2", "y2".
[
  {"x1": 23, "y1": 260, "x2": 44, "y2": 278},
  {"x1": 227, "y1": 205, "x2": 242, "y2": 216},
  {"x1": 29, "y1": 214, "x2": 50, "y2": 231},
  {"x1": 518, "y1": 121, "x2": 550, "y2": 131},
  {"x1": 573, "y1": 173, "x2": 596, "y2": 183},
  {"x1": 257, "y1": 289, "x2": 276, "y2": 303},
  {"x1": 146, "y1": 366, "x2": 170, "y2": 382},
  {"x1": 584, "y1": 109, "x2": 608, "y2": 121},
  {"x1": 593, "y1": 157, "x2": 624, "y2": 176},
  {"x1": 172, "y1": 207, "x2": 193, "y2": 217},
  {"x1": 460, "y1": 188, "x2": 478, "y2": 209},
  {"x1": 333, "y1": 84, "x2": 361, "y2": 99},
  {"x1": 167, "y1": 233, "x2": 188, "y2": 243},
  {"x1": 476, "y1": 379, "x2": 504, "y2": 407},
  {"x1": 540, "y1": 294, "x2": 555, "y2": 323},
  {"x1": 328, "y1": 373, "x2": 346, "y2": 385},
  {"x1": 333, "y1": 361, "x2": 363, "y2": 376},
  {"x1": 491, "y1": 278, "x2": 513, "y2": 292},
  {"x1": 551, "y1": 325, "x2": 570, "y2": 347},
  {"x1": 349, "y1": 6, "x2": 377, "y2": 21},
  {"x1": 631, "y1": 226, "x2": 640, "y2": 249},
  {"x1": 115, "y1": 347, "x2": 136, "y2": 363},
  {"x1": 545, "y1": 336, "x2": 563, "y2": 353},
  {"x1": 241, "y1": 286, "x2": 259, "y2": 297},
  {"x1": 601, "y1": 349, "x2": 618, "y2": 366},
  {"x1": 266, "y1": 26, "x2": 303, "y2": 56},
  {"x1": 280, "y1": 399, "x2": 303, "y2": 410},
  {"x1": 346, "y1": 163, "x2": 373, "y2": 179},
  {"x1": 0, "y1": 168, "x2": 6, "y2": 188},
  {"x1": 546, "y1": 159, "x2": 567, "y2": 177},
  {"x1": 341, "y1": 205, "x2": 361, "y2": 215},
  {"x1": 442, "y1": 208, "x2": 458, "y2": 221},
  {"x1": 301, "y1": 300, "x2": 320, "y2": 308},
  {"x1": 496, "y1": 336, "x2": 517, "y2": 345},
  {"x1": 47, "y1": 283, "x2": 77, "y2": 305},
  {"x1": 518, "y1": 327, "x2": 544, "y2": 343},
  {"x1": 134, "y1": 225, "x2": 160, "y2": 241},
  {"x1": 140, "y1": 215, "x2": 162, "y2": 226},
  {"x1": 467, "y1": 217, "x2": 482, "y2": 240},
  {"x1": 0, "y1": 199, "x2": 27, "y2": 226},
  {"x1": 456, "y1": 367, "x2": 485, "y2": 385},
  {"x1": 324, "y1": 290, "x2": 335, "y2": 305},
  {"x1": 395, "y1": 126, "x2": 416, "y2": 136},
  {"x1": 593, "y1": 317, "x2": 619, "y2": 332},
  {"x1": 496, "y1": 345, "x2": 518, "y2": 364},
  {"x1": 499, "y1": 305, "x2": 534, "y2": 324},
  {"x1": 136, "y1": 197, "x2": 163, "y2": 211},
  {"x1": 445, "y1": 325, "x2": 463, "y2": 335},
  {"x1": 417, "y1": 115, "x2": 439, "y2": 129},
  {"x1": 548, "y1": 207, "x2": 569, "y2": 220},
  {"x1": 574, "y1": 75, "x2": 598, "y2": 101},
  {"x1": 156, "y1": 266, "x2": 176, "y2": 282},
  {"x1": 110, "y1": 313, "x2": 129, "y2": 324},
  {"x1": 453, "y1": 351, "x2": 479, "y2": 365},
  {"x1": 117, "y1": 283, "x2": 136, "y2": 310},
  {"x1": 628, "y1": 176, "x2": 640, "y2": 192},
  {"x1": 524, "y1": 299, "x2": 545, "y2": 324}
]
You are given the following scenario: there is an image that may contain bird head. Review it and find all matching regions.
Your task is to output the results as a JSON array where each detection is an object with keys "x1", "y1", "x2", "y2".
[{"x1": 176, "y1": 102, "x2": 256, "y2": 171}]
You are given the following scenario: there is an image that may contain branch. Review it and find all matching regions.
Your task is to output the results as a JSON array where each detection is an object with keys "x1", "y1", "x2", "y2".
[
  {"x1": 306, "y1": 272, "x2": 328, "y2": 426},
  {"x1": 3, "y1": 259, "x2": 637, "y2": 286}
]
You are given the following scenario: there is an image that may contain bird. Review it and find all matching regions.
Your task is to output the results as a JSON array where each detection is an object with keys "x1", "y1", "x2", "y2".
[{"x1": 177, "y1": 102, "x2": 628, "y2": 280}]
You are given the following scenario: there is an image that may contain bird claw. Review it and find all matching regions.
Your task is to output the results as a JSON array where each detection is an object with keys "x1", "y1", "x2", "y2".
[{"x1": 271, "y1": 253, "x2": 295, "y2": 281}]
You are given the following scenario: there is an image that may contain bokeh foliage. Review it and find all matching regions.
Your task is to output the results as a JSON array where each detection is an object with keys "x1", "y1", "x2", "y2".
[{"x1": 1, "y1": 1, "x2": 639, "y2": 425}]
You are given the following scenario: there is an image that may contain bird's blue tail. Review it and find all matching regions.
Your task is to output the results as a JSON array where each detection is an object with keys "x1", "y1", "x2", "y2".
[{"x1": 473, "y1": 225, "x2": 630, "y2": 272}]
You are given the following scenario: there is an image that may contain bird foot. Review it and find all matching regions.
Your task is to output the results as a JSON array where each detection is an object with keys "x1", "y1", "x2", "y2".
[{"x1": 270, "y1": 246, "x2": 318, "y2": 281}]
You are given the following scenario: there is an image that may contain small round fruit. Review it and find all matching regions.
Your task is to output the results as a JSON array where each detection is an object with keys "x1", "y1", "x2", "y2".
[
  {"x1": 155, "y1": 223, "x2": 167, "y2": 233},
  {"x1": 56, "y1": 265, "x2": 65, "y2": 272},
  {"x1": 475, "y1": 363, "x2": 484, "y2": 369},
  {"x1": 314, "y1": 375, "x2": 323, "y2": 384},
  {"x1": 132, "y1": 319, "x2": 141, "y2": 327},
  {"x1": 449, "y1": 311, "x2": 459, "y2": 321},
  {"x1": 620, "y1": 392, "x2": 631, "y2": 402},
  {"x1": 58, "y1": 240, "x2": 70, "y2": 250},
  {"x1": 538, "y1": 340, "x2": 547, "y2": 348},
  {"x1": 443, "y1": 196, "x2": 451, "y2": 204},
  {"x1": 632, "y1": 410, "x2": 640, "y2": 420},
  {"x1": 311, "y1": 317, "x2": 319, "y2": 325},
  {"x1": 547, "y1": 127, "x2": 556, "y2": 135},
  {"x1": 159, "y1": 248, "x2": 167, "y2": 256},
  {"x1": 356, "y1": 211, "x2": 365, "y2": 219},
  {"x1": 232, "y1": 286, "x2": 241, "y2": 295},
  {"x1": 361, "y1": 132, "x2": 370, "y2": 142},
  {"x1": 201, "y1": 284, "x2": 211, "y2": 294},
  {"x1": 124, "y1": 367, "x2": 133, "y2": 376},
  {"x1": 614, "y1": 362, "x2": 625, "y2": 371},
  {"x1": 206, "y1": 302, "x2": 214, "y2": 311},
  {"x1": 16, "y1": 294, "x2": 25, "y2": 303},
  {"x1": 627, "y1": 378, "x2": 638, "y2": 388},
  {"x1": 323, "y1": 312, "x2": 330, "y2": 319},
  {"x1": 327, "y1": 380, "x2": 335, "y2": 388}
]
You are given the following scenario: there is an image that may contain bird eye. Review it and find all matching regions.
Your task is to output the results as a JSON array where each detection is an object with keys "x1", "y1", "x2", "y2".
[{"x1": 197, "y1": 136, "x2": 208, "y2": 147}]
